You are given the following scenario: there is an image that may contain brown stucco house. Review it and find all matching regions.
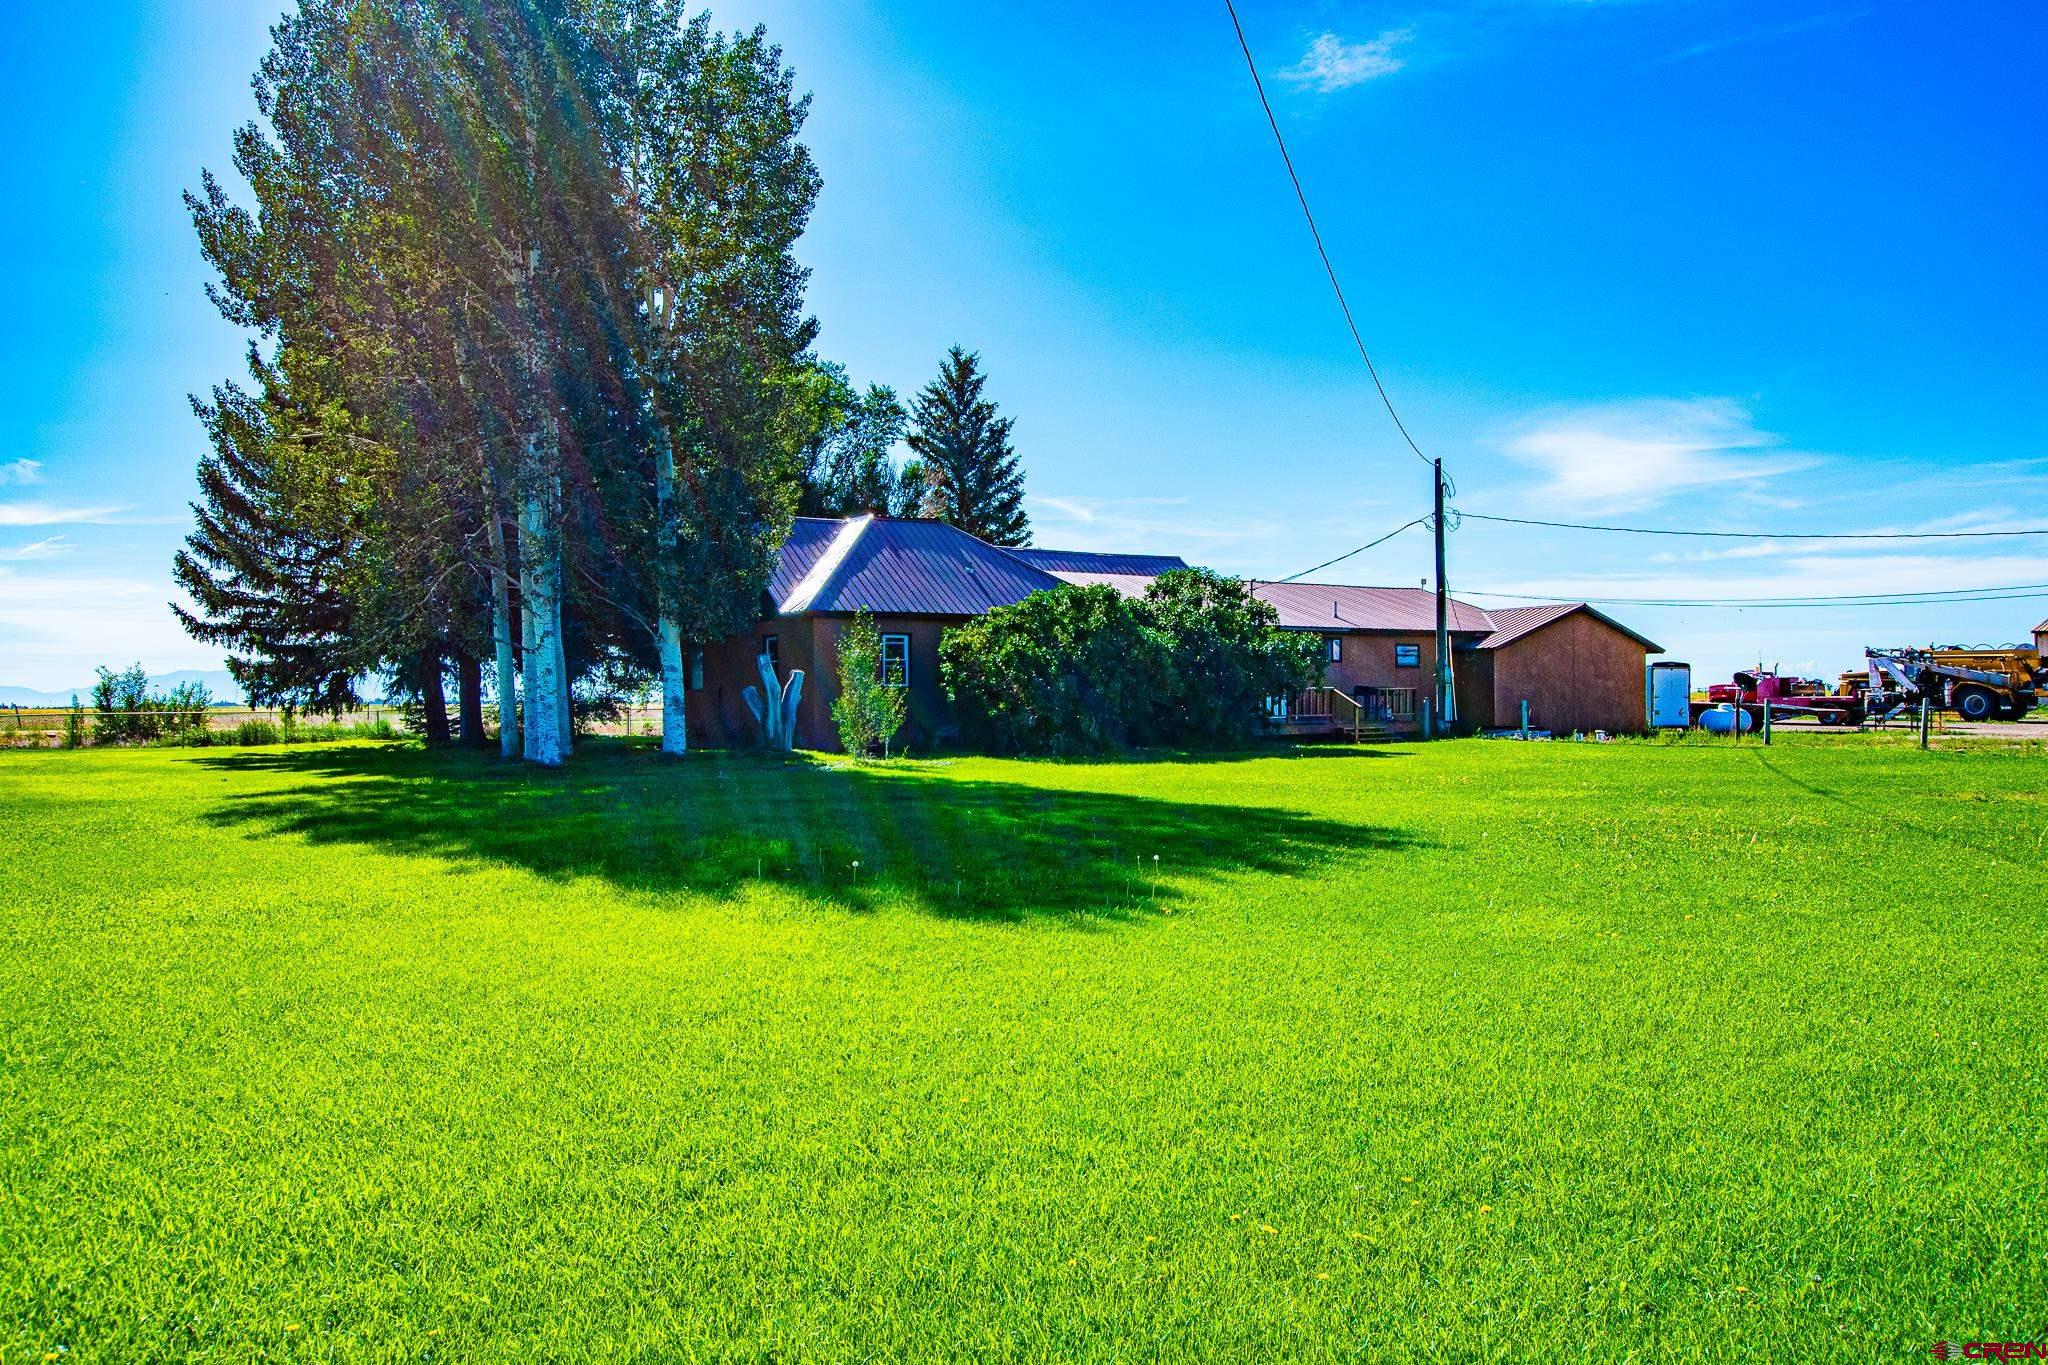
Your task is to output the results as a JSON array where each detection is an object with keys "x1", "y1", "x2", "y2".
[
  {"x1": 2034, "y1": 617, "x2": 2048, "y2": 656},
  {"x1": 681, "y1": 514, "x2": 1186, "y2": 751},
  {"x1": 684, "y1": 514, "x2": 1661, "y2": 750},
  {"x1": 1251, "y1": 582, "x2": 1663, "y2": 736}
]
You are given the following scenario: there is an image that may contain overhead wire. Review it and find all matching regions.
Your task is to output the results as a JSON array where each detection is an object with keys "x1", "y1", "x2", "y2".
[
  {"x1": 1267, "y1": 516, "x2": 1431, "y2": 583},
  {"x1": 1455, "y1": 511, "x2": 2048, "y2": 541},
  {"x1": 1223, "y1": 0, "x2": 1442, "y2": 484},
  {"x1": 1462, "y1": 583, "x2": 2048, "y2": 609}
]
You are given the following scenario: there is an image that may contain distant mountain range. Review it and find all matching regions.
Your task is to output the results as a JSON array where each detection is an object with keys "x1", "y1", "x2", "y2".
[{"x1": 0, "y1": 669, "x2": 245, "y2": 707}]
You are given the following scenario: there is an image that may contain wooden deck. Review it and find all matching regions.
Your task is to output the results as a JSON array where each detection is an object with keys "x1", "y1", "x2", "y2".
[{"x1": 1268, "y1": 687, "x2": 1419, "y2": 741}]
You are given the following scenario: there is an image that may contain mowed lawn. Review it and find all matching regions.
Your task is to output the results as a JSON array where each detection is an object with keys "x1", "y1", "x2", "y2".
[{"x1": 2, "y1": 736, "x2": 2044, "y2": 1360}]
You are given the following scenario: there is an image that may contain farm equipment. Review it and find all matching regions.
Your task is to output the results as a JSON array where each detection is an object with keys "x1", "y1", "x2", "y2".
[
  {"x1": 1860, "y1": 645, "x2": 2045, "y2": 723},
  {"x1": 1694, "y1": 669, "x2": 1864, "y2": 728}
]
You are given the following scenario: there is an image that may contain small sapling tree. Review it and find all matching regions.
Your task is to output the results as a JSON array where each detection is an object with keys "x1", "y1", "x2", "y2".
[{"x1": 832, "y1": 609, "x2": 906, "y2": 759}]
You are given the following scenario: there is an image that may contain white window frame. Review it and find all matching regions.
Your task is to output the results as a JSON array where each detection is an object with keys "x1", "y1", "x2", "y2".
[
  {"x1": 762, "y1": 634, "x2": 780, "y2": 674},
  {"x1": 1327, "y1": 636, "x2": 1343, "y2": 663},
  {"x1": 1395, "y1": 643, "x2": 1421, "y2": 668},
  {"x1": 880, "y1": 634, "x2": 910, "y2": 688}
]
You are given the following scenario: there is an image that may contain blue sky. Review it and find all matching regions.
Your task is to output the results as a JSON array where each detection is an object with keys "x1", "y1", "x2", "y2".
[{"x1": 2, "y1": 0, "x2": 2043, "y2": 691}]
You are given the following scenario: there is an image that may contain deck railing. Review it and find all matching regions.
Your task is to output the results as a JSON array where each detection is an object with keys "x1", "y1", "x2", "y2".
[{"x1": 1269, "y1": 686, "x2": 1421, "y2": 739}]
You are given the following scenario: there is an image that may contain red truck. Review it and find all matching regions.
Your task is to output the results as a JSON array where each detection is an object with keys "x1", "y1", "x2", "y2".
[{"x1": 1696, "y1": 669, "x2": 1864, "y2": 727}]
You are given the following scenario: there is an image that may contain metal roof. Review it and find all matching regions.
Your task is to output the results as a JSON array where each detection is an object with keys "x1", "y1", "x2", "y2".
[
  {"x1": 1476, "y1": 602, "x2": 1664, "y2": 653},
  {"x1": 776, "y1": 515, "x2": 1064, "y2": 617},
  {"x1": 1006, "y1": 547, "x2": 1189, "y2": 576},
  {"x1": 1044, "y1": 571, "x2": 1161, "y2": 599},
  {"x1": 767, "y1": 518, "x2": 846, "y2": 604},
  {"x1": 1251, "y1": 581, "x2": 1496, "y2": 634},
  {"x1": 764, "y1": 521, "x2": 1660, "y2": 652}
]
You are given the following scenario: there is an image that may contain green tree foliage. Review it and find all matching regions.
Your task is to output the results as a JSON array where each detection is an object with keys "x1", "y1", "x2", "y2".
[
  {"x1": 906, "y1": 346, "x2": 1028, "y2": 546},
  {"x1": 180, "y1": 0, "x2": 824, "y2": 763},
  {"x1": 1138, "y1": 570, "x2": 1324, "y2": 745},
  {"x1": 617, "y1": 6, "x2": 823, "y2": 672},
  {"x1": 940, "y1": 573, "x2": 1320, "y2": 754},
  {"x1": 830, "y1": 609, "x2": 907, "y2": 759},
  {"x1": 172, "y1": 357, "x2": 373, "y2": 714},
  {"x1": 88, "y1": 665, "x2": 214, "y2": 745},
  {"x1": 783, "y1": 363, "x2": 917, "y2": 518},
  {"x1": 939, "y1": 586, "x2": 1167, "y2": 754}
]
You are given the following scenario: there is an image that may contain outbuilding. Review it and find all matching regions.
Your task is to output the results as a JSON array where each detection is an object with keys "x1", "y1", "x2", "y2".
[{"x1": 1456, "y1": 603, "x2": 1664, "y2": 736}]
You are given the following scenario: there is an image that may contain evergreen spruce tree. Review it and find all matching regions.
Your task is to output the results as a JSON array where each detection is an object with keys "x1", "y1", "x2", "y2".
[{"x1": 906, "y1": 347, "x2": 1028, "y2": 546}]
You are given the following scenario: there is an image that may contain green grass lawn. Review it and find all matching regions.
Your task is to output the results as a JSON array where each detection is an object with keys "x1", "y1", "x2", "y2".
[{"x1": 3, "y1": 735, "x2": 2044, "y2": 1360}]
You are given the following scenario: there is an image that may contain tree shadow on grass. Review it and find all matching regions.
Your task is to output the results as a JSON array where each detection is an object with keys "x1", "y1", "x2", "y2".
[{"x1": 192, "y1": 741, "x2": 1423, "y2": 923}]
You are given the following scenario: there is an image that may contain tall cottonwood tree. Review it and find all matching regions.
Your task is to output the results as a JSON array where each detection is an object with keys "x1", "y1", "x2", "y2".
[
  {"x1": 185, "y1": 0, "x2": 822, "y2": 765},
  {"x1": 907, "y1": 346, "x2": 1029, "y2": 547},
  {"x1": 612, "y1": 5, "x2": 820, "y2": 755}
]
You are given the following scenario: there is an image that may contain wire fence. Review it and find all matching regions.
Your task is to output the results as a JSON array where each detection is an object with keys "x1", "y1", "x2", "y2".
[{"x1": 0, "y1": 704, "x2": 673, "y2": 748}]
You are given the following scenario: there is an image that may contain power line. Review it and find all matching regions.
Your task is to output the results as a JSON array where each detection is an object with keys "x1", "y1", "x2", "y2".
[
  {"x1": 1463, "y1": 583, "x2": 2048, "y2": 608},
  {"x1": 1267, "y1": 517, "x2": 1431, "y2": 583},
  {"x1": 1457, "y1": 511, "x2": 2048, "y2": 541},
  {"x1": 1223, "y1": 1, "x2": 1437, "y2": 478}
]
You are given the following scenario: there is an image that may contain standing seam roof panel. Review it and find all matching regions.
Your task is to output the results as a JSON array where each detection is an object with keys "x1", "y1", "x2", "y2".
[{"x1": 1251, "y1": 581, "x2": 1496, "y2": 633}]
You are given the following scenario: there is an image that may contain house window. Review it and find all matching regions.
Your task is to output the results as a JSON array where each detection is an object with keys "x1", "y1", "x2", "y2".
[
  {"x1": 761, "y1": 634, "x2": 780, "y2": 674},
  {"x1": 880, "y1": 634, "x2": 910, "y2": 688},
  {"x1": 1327, "y1": 636, "x2": 1343, "y2": 663},
  {"x1": 1395, "y1": 643, "x2": 1421, "y2": 668},
  {"x1": 688, "y1": 650, "x2": 704, "y2": 691}
]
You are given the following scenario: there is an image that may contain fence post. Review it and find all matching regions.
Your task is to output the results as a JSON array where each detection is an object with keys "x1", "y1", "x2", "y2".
[
  {"x1": 1519, "y1": 699, "x2": 1529, "y2": 740},
  {"x1": 1762, "y1": 703, "x2": 1772, "y2": 746},
  {"x1": 1421, "y1": 698, "x2": 1433, "y2": 740},
  {"x1": 1919, "y1": 696, "x2": 1931, "y2": 750}
]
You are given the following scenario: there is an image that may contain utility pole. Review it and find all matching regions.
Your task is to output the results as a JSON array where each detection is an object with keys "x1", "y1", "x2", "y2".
[{"x1": 1433, "y1": 458, "x2": 1454, "y2": 732}]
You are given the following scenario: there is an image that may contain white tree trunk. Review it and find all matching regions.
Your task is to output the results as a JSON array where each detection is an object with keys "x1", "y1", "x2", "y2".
[
  {"x1": 554, "y1": 573, "x2": 573, "y2": 756},
  {"x1": 658, "y1": 620, "x2": 687, "y2": 755},
  {"x1": 520, "y1": 586, "x2": 538, "y2": 762},
  {"x1": 648, "y1": 378, "x2": 689, "y2": 755},
  {"x1": 780, "y1": 671, "x2": 804, "y2": 751},
  {"x1": 521, "y1": 493, "x2": 564, "y2": 766},
  {"x1": 486, "y1": 503, "x2": 520, "y2": 759}
]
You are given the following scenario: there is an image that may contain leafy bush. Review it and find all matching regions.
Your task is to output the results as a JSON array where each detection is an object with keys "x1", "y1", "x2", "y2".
[
  {"x1": 232, "y1": 720, "x2": 283, "y2": 746},
  {"x1": 1138, "y1": 569, "x2": 1324, "y2": 745},
  {"x1": 62, "y1": 696, "x2": 86, "y2": 750},
  {"x1": 831, "y1": 609, "x2": 906, "y2": 759},
  {"x1": 940, "y1": 572, "x2": 1324, "y2": 755},
  {"x1": 940, "y1": 585, "x2": 1169, "y2": 754},
  {"x1": 89, "y1": 664, "x2": 213, "y2": 744}
]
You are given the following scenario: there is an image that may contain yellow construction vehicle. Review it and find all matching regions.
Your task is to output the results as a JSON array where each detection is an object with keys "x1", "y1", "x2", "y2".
[{"x1": 1862, "y1": 645, "x2": 2045, "y2": 722}]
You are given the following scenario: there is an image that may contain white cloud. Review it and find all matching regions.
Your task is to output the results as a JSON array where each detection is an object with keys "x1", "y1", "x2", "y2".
[
  {"x1": 1279, "y1": 31, "x2": 1410, "y2": 92},
  {"x1": 1497, "y1": 397, "x2": 1814, "y2": 513},
  {"x1": 1464, "y1": 552, "x2": 2048, "y2": 607},
  {"x1": 0, "y1": 459, "x2": 43, "y2": 487},
  {"x1": 0, "y1": 567, "x2": 218, "y2": 690},
  {"x1": 1031, "y1": 494, "x2": 1285, "y2": 551},
  {"x1": 0, "y1": 535, "x2": 71, "y2": 561},
  {"x1": 0, "y1": 501, "x2": 135, "y2": 527}
]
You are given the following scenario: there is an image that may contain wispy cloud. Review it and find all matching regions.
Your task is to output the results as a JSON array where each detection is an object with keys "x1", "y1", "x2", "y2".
[
  {"x1": 0, "y1": 459, "x2": 43, "y2": 487},
  {"x1": 1031, "y1": 494, "x2": 1284, "y2": 550},
  {"x1": 0, "y1": 567, "x2": 215, "y2": 690},
  {"x1": 1465, "y1": 552, "x2": 2048, "y2": 607},
  {"x1": 1497, "y1": 397, "x2": 1815, "y2": 513},
  {"x1": 0, "y1": 501, "x2": 135, "y2": 527},
  {"x1": 1279, "y1": 30, "x2": 1410, "y2": 92},
  {"x1": 1663, "y1": 8, "x2": 1870, "y2": 64},
  {"x1": 0, "y1": 535, "x2": 71, "y2": 562}
]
